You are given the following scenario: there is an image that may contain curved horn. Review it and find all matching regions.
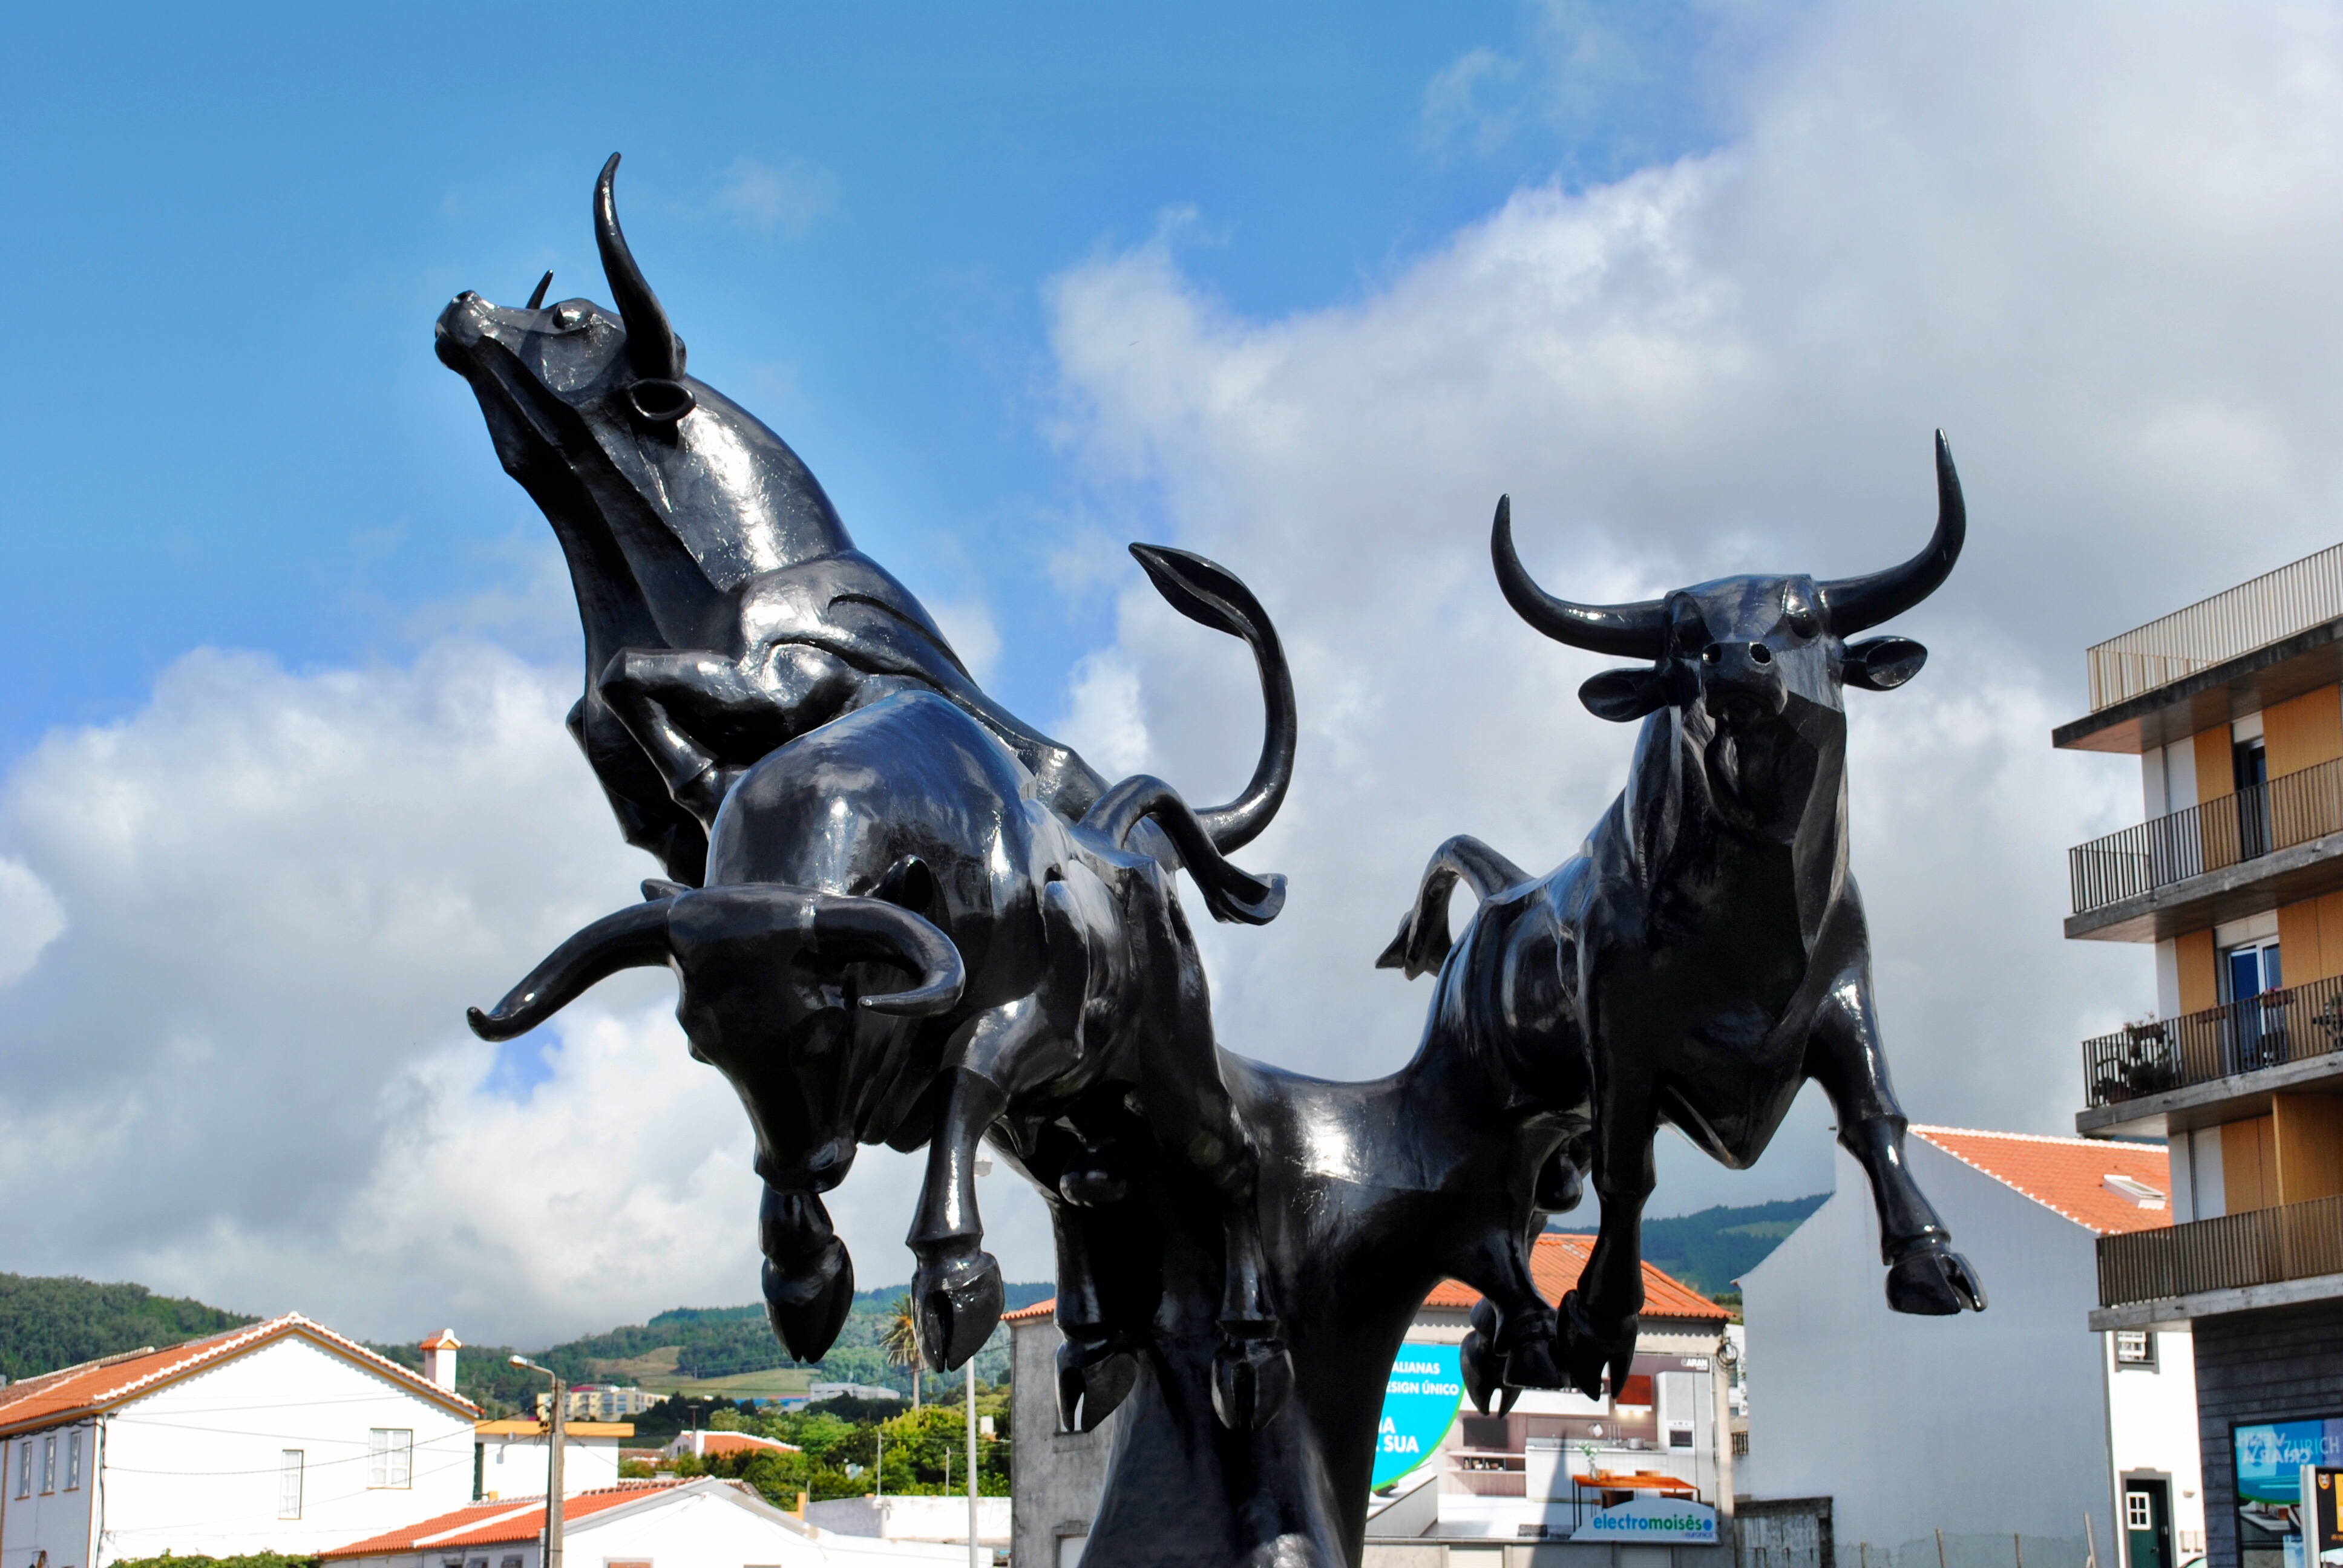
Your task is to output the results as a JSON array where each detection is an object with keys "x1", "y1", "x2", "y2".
[
  {"x1": 594, "y1": 152, "x2": 683, "y2": 382},
  {"x1": 467, "y1": 897, "x2": 674, "y2": 1042},
  {"x1": 811, "y1": 895, "x2": 966, "y2": 1017},
  {"x1": 1819, "y1": 431, "x2": 1967, "y2": 635},
  {"x1": 1490, "y1": 495, "x2": 1668, "y2": 658}
]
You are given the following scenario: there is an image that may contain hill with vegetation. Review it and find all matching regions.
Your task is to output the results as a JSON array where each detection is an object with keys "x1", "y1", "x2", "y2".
[
  {"x1": 0, "y1": 1273, "x2": 257, "y2": 1382},
  {"x1": 1553, "y1": 1192, "x2": 1828, "y2": 1298}
]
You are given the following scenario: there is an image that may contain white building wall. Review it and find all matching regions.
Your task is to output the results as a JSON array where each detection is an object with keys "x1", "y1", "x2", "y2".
[
  {"x1": 0, "y1": 1420, "x2": 102, "y2": 1568},
  {"x1": 1741, "y1": 1142, "x2": 2185, "y2": 1568},
  {"x1": 0, "y1": 1334, "x2": 477, "y2": 1565},
  {"x1": 474, "y1": 1430, "x2": 621, "y2": 1500},
  {"x1": 2103, "y1": 1328, "x2": 2206, "y2": 1562}
]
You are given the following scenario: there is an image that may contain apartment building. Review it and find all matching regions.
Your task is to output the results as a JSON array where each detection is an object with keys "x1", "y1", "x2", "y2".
[{"x1": 2059, "y1": 542, "x2": 2343, "y2": 1568}]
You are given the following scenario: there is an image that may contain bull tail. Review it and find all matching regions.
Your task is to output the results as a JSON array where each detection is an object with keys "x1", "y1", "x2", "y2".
[
  {"x1": 1376, "y1": 835, "x2": 1534, "y2": 980},
  {"x1": 467, "y1": 896, "x2": 677, "y2": 1041},
  {"x1": 1129, "y1": 544, "x2": 1295, "y2": 853},
  {"x1": 1083, "y1": 776, "x2": 1285, "y2": 926}
]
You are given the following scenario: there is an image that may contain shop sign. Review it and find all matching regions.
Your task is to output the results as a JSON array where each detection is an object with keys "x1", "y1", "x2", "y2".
[
  {"x1": 1372, "y1": 1342, "x2": 1464, "y2": 1489},
  {"x1": 1574, "y1": 1497, "x2": 1719, "y2": 1545},
  {"x1": 2236, "y1": 1418, "x2": 2343, "y2": 1568},
  {"x1": 2303, "y1": 1465, "x2": 2343, "y2": 1568}
]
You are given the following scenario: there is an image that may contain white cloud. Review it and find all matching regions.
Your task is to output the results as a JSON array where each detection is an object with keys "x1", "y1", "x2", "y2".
[
  {"x1": 0, "y1": 856, "x2": 65, "y2": 987},
  {"x1": 712, "y1": 155, "x2": 841, "y2": 239},
  {"x1": 0, "y1": 636, "x2": 1054, "y2": 1344},
  {"x1": 1041, "y1": 1, "x2": 2343, "y2": 1215}
]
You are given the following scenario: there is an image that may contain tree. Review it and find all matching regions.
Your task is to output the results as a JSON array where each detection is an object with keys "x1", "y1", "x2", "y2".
[{"x1": 878, "y1": 1292, "x2": 922, "y2": 1410}]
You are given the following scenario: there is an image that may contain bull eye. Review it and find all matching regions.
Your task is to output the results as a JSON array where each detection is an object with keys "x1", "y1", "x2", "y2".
[
  {"x1": 1784, "y1": 603, "x2": 1818, "y2": 638},
  {"x1": 1701, "y1": 644, "x2": 1722, "y2": 665},
  {"x1": 551, "y1": 304, "x2": 585, "y2": 330}
]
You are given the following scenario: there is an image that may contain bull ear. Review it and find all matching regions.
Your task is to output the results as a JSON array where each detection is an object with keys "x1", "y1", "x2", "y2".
[
  {"x1": 1844, "y1": 637, "x2": 1928, "y2": 691},
  {"x1": 1579, "y1": 667, "x2": 1673, "y2": 722}
]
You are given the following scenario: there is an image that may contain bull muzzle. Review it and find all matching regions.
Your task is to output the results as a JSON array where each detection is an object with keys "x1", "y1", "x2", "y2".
[{"x1": 1700, "y1": 641, "x2": 1788, "y2": 728}]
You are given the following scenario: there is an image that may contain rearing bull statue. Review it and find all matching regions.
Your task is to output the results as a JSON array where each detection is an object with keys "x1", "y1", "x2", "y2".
[{"x1": 1381, "y1": 432, "x2": 1988, "y2": 1409}]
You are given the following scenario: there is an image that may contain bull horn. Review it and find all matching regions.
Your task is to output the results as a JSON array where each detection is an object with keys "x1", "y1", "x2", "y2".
[
  {"x1": 812, "y1": 895, "x2": 966, "y2": 1018},
  {"x1": 594, "y1": 152, "x2": 683, "y2": 382},
  {"x1": 1819, "y1": 431, "x2": 1967, "y2": 635},
  {"x1": 1490, "y1": 495, "x2": 1668, "y2": 659}
]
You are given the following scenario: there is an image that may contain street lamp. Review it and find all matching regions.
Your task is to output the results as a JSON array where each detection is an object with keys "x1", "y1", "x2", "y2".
[{"x1": 512, "y1": 1356, "x2": 565, "y2": 1568}]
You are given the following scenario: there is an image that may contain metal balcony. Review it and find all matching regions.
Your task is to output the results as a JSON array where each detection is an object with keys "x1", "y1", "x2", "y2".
[
  {"x1": 2067, "y1": 756, "x2": 2343, "y2": 919},
  {"x1": 2080, "y1": 972, "x2": 2343, "y2": 1109},
  {"x1": 2087, "y1": 543, "x2": 2343, "y2": 711},
  {"x1": 2096, "y1": 1194, "x2": 2343, "y2": 1312}
]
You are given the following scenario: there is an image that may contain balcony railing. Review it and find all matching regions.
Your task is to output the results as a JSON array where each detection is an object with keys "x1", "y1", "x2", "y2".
[
  {"x1": 2098, "y1": 1192, "x2": 2343, "y2": 1307},
  {"x1": 2087, "y1": 542, "x2": 2343, "y2": 711},
  {"x1": 2068, "y1": 755, "x2": 2343, "y2": 915},
  {"x1": 2082, "y1": 970, "x2": 2343, "y2": 1108}
]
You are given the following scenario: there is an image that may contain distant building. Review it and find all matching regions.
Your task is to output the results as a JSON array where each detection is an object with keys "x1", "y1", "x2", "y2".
[
  {"x1": 2056, "y1": 543, "x2": 2343, "y2": 1568},
  {"x1": 1007, "y1": 1235, "x2": 1735, "y2": 1568},
  {"x1": 0, "y1": 1315, "x2": 479, "y2": 1564},
  {"x1": 668, "y1": 1428, "x2": 804, "y2": 1461},
  {"x1": 1741, "y1": 1126, "x2": 2202, "y2": 1568},
  {"x1": 808, "y1": 1382, "x2": 902, "y2": 1404},
  {"x1": 318, "y1": 1475, "x2": 966, "y2": 1568},
  {"x1": 472, "y1": 1418, "x2": 634, "y2": 1500},
  {"x1": 532, "y1": 1382, "x2": 657, "y2": 1421},
  {"x1": 806, "y1": 1494, "x2": 1011, "y2": 1553}
]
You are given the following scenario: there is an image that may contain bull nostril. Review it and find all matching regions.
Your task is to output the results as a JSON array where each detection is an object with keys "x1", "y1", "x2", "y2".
[{"x1": 1749, "y1": 642, "x2": 1772, "y2": 665}]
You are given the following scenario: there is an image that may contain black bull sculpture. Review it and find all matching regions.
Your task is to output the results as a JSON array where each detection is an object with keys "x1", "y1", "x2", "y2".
[{"x1": 443, "y1": 155, "x2": 1984, "y2": 1568}]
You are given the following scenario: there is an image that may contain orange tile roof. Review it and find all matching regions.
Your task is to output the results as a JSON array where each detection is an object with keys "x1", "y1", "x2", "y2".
[
  {"x1": 418, "y1": 1328, "x2": 462, "y2": 1350},
  {"x1": 321, "y1": 1479, "x2": 703, "y2": 1557},
  {"x1": 694, "y1": 1431, "x2": 802, "y2": 1456},
  {"x1": 1912, "y1": 1125, "x2": 2172, "y2": 1236},
  {"x1": 1423, "y1": 1233, "x2": 1729, "y2": 1322},
  {"x1": 1003, "y1": 1234, "x2": 1728, "y2": 1330},
  {"x1": 0, "y1": 1313, "x2": 479, "y2": 1438}
]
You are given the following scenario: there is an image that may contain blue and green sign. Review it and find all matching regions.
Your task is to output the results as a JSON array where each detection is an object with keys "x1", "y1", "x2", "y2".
[{"x1": 1374, "y1": 1342, "x2": 1465, "y2": 1488}]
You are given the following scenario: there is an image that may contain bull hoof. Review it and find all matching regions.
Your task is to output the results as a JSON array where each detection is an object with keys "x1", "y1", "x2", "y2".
[
  {"x1": 913, "y1": 1249, "x2": 1003, "y2": 1372},
  {"x1": 1557, "y1": 1289, "x2": 1637, "y2": 1402},
  {"x1": 1055, "y1": 1336, "x2": 1139, "y2": 1431},
  {"x1": 1504, "y1": 1334, "x2": 1565, "y2": 1391},
  {"x1": 1210, "y1": 1334, "x2": 1293, "y2": 1432},
  {"x1": 1460, "y1": 1328, "x2": 1519, "y2": 1417},
  {"x1": 1886, "y1": 1244, "x2": 1987, "y2": 1315},
  {"x1": 762, "y1": 1246, "x2": 854, "y2": 1363}
]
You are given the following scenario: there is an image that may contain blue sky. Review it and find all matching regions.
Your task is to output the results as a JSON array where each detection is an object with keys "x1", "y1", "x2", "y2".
[
  {"x1": 0, "y1": 2, "x2": 1726, "y2": 758},
  {"x1": 7, "y1": 2, "x2": 2343, "y2": 1339}
]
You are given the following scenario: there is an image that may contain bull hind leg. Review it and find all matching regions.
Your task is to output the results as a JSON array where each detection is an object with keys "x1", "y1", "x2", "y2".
[
  {"x1": 1557, "y1": 1098, "x2": 1657, "y2": 1400},
  {"x1": 1806, "y1": 973, "x2": 1987, "y2": 1315}
]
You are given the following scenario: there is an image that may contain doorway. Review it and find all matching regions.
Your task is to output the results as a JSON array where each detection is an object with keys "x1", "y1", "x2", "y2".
[{"x1": 2126, "y1": 1476, "x2": 2174, "y2": 1568}]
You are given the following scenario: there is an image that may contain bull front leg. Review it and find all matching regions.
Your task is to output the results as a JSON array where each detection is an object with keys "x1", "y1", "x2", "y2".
[
  {"x1": 1453, "y1": 1219, "x2": 1566, "y2": 1416},
  {"x1": 1804, "y1": 964, "x2": 1987, "y2": 1315},
  {"x1": 908, "y1": 996, "x2": 1079, "y2": 1371},
  {"x1": 1558, "y1": 1086, "x2": 1655, "y2": 1400}
]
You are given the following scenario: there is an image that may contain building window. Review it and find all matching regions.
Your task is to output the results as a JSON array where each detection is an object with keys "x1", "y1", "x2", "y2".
[
  {"x1": 502, "y1": 1558, "x2": 525, "y2": 1568},
  {"x1": 2114, "y1": 1330, "x2": 2157, "y2": 1369},
  {"x1": 1732, "y1": 1430, "x2": 1750, "y2": 1458},
  {"x1": 280, "y1": 1449, "x2": 305, "y2": 1519},
  {"x1": 65, "y1": 1429, "x2": 80, "y2": 1490},
  {"x1": 42, "y1": 1432, "x2": 55, "y2": 1492},
  {"x1": 2128, "y1": 1491, "x2": 2153, "y2": 1530},
  {"x1": 16, "y1": 1439, "x2": 28, "y2": 1497},
  {"x1": 369, "y1": 1428, "x2": 413, "y2": 1488}
]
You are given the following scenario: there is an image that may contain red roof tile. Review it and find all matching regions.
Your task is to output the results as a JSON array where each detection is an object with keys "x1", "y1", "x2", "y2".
[
  {"x1": 320, "y1": 1479, "x2": 705, "y2": 1556},
  {"x1": 1912, "y1": 1125, "x2": 2172, "y2": 1236},
  {"x1": 1424, "y1": 1233, "x2": 1729, "y2": 1322},
  {"x1": 0, "y1": 1313, "x2": 479, "y2": 1437},
  {"x1": 1008, "y1": 1235, "x2": 1729, "y2": 1330}
]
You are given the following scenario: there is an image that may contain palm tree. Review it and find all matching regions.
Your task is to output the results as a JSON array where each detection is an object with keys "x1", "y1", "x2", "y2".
[{"x1": 880, "y1": 1292, "x2": 921, "y2": 1411}]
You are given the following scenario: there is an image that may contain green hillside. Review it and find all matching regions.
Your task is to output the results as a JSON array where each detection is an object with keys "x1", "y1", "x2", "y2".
[
  {"x1": 0, "y1": 1274, "x2": 258, "y2": 1382},
  {"x1": 1553, "y1": 1193, "x2": 1828, "y2": 1297}
]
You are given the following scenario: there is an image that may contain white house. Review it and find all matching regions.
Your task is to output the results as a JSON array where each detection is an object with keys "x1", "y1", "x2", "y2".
[
  {"x1": 319, "y1": 1477, "x2": 968, "y2": 1568},
  {"x1": 1742, "y1": 1126, "x2": 2204, "y2": 1568},
  {"x1": 0, "y1": 1314, "x2": 480, "y2": 1566},
  {"x1": 471, "y1": 1419, "x2": 632, "y2": 1502}
]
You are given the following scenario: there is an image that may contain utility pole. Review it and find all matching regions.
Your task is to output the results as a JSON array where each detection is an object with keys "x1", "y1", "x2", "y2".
[
  {"x1": 966, "y1": 1355, "x2": 979, "y2": 1568},
  {"x1": 513, "y1": 1356, "x2": 565, "y2": 1568}
]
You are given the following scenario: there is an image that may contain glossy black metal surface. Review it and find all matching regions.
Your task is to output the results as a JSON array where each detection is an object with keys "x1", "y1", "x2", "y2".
[{"x1": 442, "y1": 157, "x2": 1983, "y2": 1568}]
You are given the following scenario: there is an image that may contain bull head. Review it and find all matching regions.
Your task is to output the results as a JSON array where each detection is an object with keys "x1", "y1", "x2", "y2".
[{"x1": 1492, "y1": 432, "x2": 1964, "y2": 727}]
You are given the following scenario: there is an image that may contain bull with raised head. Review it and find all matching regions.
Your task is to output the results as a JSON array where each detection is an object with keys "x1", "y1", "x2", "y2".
[{"x1": 1381, "y1": 434, "x2": 1988, "y2": 1410}]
